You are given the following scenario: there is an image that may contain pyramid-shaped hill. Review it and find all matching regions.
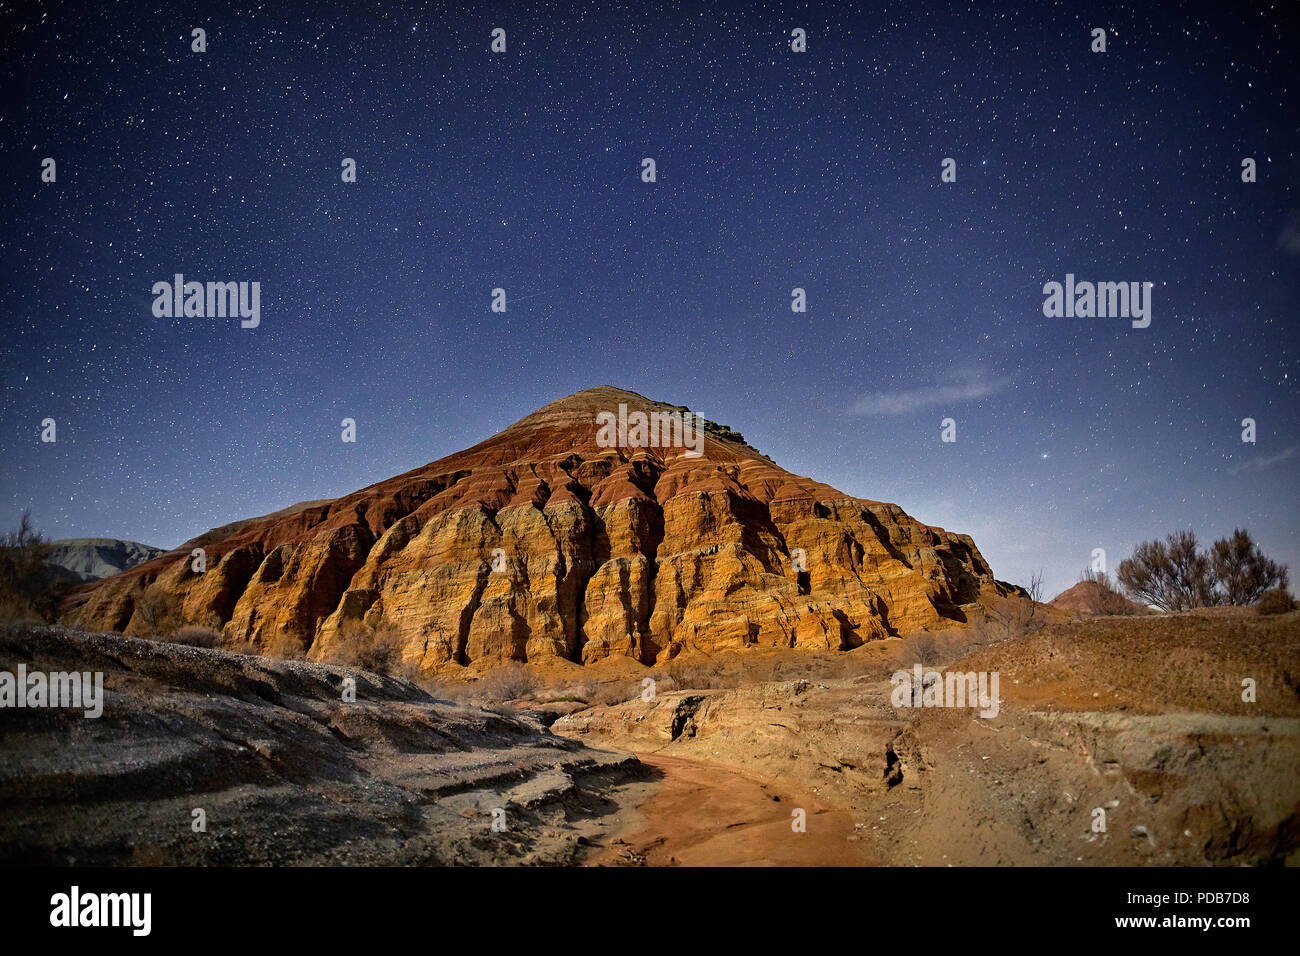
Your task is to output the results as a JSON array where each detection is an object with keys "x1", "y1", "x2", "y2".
[{"x1": 63, "y1": 386, "x2": 1022, "y2": 670}]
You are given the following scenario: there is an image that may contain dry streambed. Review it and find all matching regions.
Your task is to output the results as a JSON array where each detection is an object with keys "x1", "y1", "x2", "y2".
[
  {"x1": 4, "y1": 609, "x2": 1297, "y2": 867},
  {"x1": 559, "y1": 609, "x2": 1300, "y2": 866}
]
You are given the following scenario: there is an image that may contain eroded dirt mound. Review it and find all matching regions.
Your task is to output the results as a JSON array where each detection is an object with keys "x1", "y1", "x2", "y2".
[
  {"x1": 1049, "y1": 580, "x2": 1151, "y2": 617},
  {"x1": 0, "y1": 624, "x2": 640, "y2": 865}
]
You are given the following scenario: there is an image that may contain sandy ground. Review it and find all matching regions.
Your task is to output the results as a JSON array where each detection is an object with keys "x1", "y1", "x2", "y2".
[
  {"x1": 5, "y1": 607, "x2": 1297, "y2": 867},
  {"x1": 559, "y1": 607, "x2": 1300, "y2": 867},
  {"x1": 585, "y1": 752, "x2": 870, "y2": 866}
]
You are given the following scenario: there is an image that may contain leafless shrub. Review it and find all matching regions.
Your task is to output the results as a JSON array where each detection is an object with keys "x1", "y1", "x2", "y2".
[
  {"x1": 1114, "y1": 528, "x2": 1287, "y2": 610},
  {"x1": 133, "y1": 586, "x2": 181, "y2": 636},
  {"x1": 1257, "y1": 588, "x2": 1295, "y2": 615},
  {"x1": 167, "y1": 625, "x2": 222, "y2": 648},
  {"x1": 320, "y1": 620, "x2": 409, "y2": 676},
  {"x1": 0, "y1": 512, "x2": 73, "y2": 624},
  {"x1": 1214, "y1": 530, "x2": 1289, "y2": 605},
  {"x1": 263, "y1": 628, "x2": 307, "y2": 661},
  {"x1": 906, "y1": 633, "x2": 941, "y2": 666},
  {"x1": 539, "y1": 679, "x2": 594, "y2": 704},
  {"x1": 590, "y1": 681, "x2": 642, "y2": 706},
  {"x1": 474, "y1": 663, "x2": 538, "y2": 701},
  {"x1": 420, "y1": 677, "x2": 473, "y2": 705},
  {"x1": 664, "y1": 653, "x2": 724, "y2": 690}
]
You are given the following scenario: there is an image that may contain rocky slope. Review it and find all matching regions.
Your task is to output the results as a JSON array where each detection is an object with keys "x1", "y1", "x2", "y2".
[
  {"x1": 45, "y1": 538, "x2": 165, "y2": 583},
  {"x1": 0, "y1": 624, "x2": 639, "y2": 865},
  {"x1": 62, "y1": 386, "x2": 1018, "y2": 673}
]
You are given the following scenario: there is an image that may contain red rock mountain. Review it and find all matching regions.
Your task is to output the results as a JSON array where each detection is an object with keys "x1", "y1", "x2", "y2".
[{"x1": 64, "y1": 386, "x2": 1019, "y2": 671}]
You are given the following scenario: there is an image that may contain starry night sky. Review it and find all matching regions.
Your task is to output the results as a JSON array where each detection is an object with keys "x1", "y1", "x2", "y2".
[{"x1": 2, "y1": 0, "x2": 1297, "y2": 599}]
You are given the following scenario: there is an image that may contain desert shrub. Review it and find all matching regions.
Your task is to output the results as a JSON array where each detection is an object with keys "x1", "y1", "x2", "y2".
[
  {"x1": 264, "y1": 628, "x2": 307, "y2": 661},
  {"x1": 539, "y1": 678, "x2": 594, "y2": 704},
  {"x1": 321, "y1": 621, "x2": 408, "y2": 676},
  {"x1": 420, "y1": 677, "x2": 473, "y2": 705},
  {"x1": 664, "y1": 654, "x2": 723, "y2": 690},
  {"x1": 1118, "y1": 528, "x2": 1288, "y2": 610},
  {"x1": 168, "y1": 625, "x2": 223, "y2": 648},
  {"x1": 647, "y1": 672, "x2": 679, "y2": 694},
  {"x1": 0, "y1": 512, "x2": 68, "y2": 623},
  {"x1": 1256, "y1": 588, "x2": 1295, "y2": 615},
  {"x1": 133, "y1": 586, "x2": 181, "y2": 636},
  {"x1": 906, "y1": 633, "x2": 941, "y2": 666},
  {"x1": 475, "y1": 663, "x2": 538, "y2": 701},
  {"x1": 590, "y1": 681, "x2": 643, "y2": 706},
  {"x1": 1117, "y1": 530, "x2": 1216, "y2": 611},
  {"x1": 1213, "y1": 530, "x2": 1289, "y2": 605}
]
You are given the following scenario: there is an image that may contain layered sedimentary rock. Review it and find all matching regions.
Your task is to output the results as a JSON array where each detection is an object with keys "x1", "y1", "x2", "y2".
[{"x1": 63, "y1": 386, "x2": 1019, "y2": 671}]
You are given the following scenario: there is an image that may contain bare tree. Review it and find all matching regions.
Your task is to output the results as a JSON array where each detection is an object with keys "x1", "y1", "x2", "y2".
[{"x1": 1027, "y1": 569, "x2": 1045, "y2": 603}]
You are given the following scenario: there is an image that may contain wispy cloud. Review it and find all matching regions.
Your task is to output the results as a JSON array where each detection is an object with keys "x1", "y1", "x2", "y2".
[
  {"x1": 849, "y1": 377, "x2": 1010, "y2": 416},
  {"x1": 1229, "y1": 443, "x2": 1300, "y2": 475}
]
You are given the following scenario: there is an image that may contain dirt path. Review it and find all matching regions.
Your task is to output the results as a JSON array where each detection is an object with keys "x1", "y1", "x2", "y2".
[{"x1": 586, "y1": 753, "x2": 872, "y2": 866}]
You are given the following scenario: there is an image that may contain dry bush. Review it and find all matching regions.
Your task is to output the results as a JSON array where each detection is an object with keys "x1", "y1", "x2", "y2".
[
  {"x1": 263, "y1": 628, "x2": 307, "y2": 661},
  {"x1": 419, "y1": 677, "x2": 473, "y2": 705},
  {"x1": 1214, "y1": 530, "x2": 1289, "y2": 605},
  {"x1": 540, "y1": 679, "x2": 594, "y2": 704},
  {"x1": 0, "y1": 595, "x2": 40, "y2": 626},
  {"x1": 133, "y1": 587, "x2": 181, "y2": 636},
  {"x1": 1117, "y1": 527, "x2": 1287, "y2": 610},
  {"x1": 664, "y1": 654, "x2": 724, "y2": 690},
  {"x1": 590, "y1": 680, "x2": 643, "y2": 706},
  {"x1": 320, "y1": 621, "x2": 409, "y2": 676},
  {"x1": 1256, "y1": 588, "x2": 1295, "y2": 615},
  {"x1": 905, "y1": 633, "x2": 941, "y2": 666},
  {"x1": 646, "y1": 672, "x2": 679, "y2": 694},
  {"x1": 733, "y1": 655, "x2": 783, "y2": 684},
  {"x1": 167, "y1": 625, "x2": 222, "y2": 648},
  {"x1": 474, "y1": 663, "x2": 538, "y2": 701},
  {"x1": 0, "y1": 512, "x2": 68, "y2": 623}
]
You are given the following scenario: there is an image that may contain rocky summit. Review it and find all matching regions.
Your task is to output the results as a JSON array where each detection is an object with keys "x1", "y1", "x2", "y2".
[{"x1": 62, "y1": 386, "x2": 1019, "y2": 672}]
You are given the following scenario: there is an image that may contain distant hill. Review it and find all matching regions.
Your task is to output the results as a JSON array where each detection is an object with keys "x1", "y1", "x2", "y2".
[
  {"x1": 1050, "y1": 579, "x2": 1152, "y2": 616},
  {"x1": 45, "y1": 538, "x2": 165, "y2": 583}
]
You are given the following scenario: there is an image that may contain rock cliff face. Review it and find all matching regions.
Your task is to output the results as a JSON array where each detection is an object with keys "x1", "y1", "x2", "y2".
[{"x1": 62, "y1": 386, "x2": 1018, "y2": 672}]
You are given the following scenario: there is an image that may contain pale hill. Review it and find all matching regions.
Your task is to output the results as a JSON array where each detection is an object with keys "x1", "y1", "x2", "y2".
[{"x1": 45, "y1": 538, "x2": 165, "y2": 583}]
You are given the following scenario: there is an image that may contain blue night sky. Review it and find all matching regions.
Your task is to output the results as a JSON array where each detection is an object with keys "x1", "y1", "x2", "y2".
[{"x1": 2, "y1": 0, "x2": 1296, "y2": 600}]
